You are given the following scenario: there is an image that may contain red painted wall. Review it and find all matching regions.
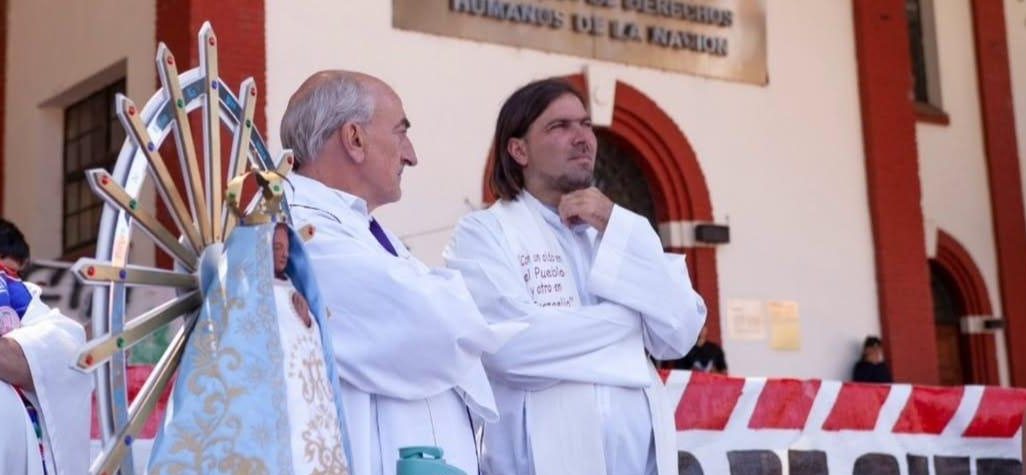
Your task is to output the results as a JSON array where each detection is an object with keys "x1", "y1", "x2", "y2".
[
  {"x1": 970, "y1": 0, "x2": 1026, "y2": 387},
  {"x1": 852, "y1": 0, "x2": 939, "y2": 384},
  {"x1": 154, "y1": 0, "x2": 266, "y2": 268}
]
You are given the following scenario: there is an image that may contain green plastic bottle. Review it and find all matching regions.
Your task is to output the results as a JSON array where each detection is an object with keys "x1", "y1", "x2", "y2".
[{"x1": 396, "y1": 446, "x2": 467, "y2": 475}]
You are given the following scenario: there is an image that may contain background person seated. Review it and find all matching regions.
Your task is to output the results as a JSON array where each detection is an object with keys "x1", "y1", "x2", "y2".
[{"x1": 852, "y1": 335, "x2": 893, "y2": 383}]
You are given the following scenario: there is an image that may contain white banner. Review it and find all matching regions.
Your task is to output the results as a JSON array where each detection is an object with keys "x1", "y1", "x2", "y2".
[
  {"x1": 94, "y1": 368, "x2": 1026, "y2": 474},
  {"x1": 666, "y1": 371, "x2": 1024, "y2": 474}
]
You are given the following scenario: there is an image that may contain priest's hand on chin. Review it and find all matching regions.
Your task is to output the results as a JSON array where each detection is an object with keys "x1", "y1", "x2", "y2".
[{"x1": 558, "y1": 187, "x2": 614, "y2": 233}]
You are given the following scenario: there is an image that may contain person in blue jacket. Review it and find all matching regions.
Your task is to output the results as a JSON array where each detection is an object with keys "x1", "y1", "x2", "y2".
[
  {"x1": 0, "y1": 218, "x2": 91, "y2": 474},
  {"x1": 0, "y1": 219, "x2": 31, "y2": 335}
]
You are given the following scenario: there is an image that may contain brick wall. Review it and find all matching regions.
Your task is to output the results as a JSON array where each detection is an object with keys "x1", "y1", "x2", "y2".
[
  {"x1": 153, "y1": 0, "x2": 266, "y2": 268},
  {"x1": 852, "y1": 0, "x2": 940, "y2": 384},
  {"x1": 970, "y1": 0, "x2": 1026, "y2": 386}
]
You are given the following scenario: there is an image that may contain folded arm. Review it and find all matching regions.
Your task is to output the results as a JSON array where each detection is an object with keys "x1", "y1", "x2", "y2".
[
  {"x1": 445, "y1": 213, "x2": 651, "y2": 390},
  {"x1": 589, "y1": 206, "x2": 707, "y2": 360},
  {"x1": 0, "y1": 337, "x2": 32, "y2": 390}
]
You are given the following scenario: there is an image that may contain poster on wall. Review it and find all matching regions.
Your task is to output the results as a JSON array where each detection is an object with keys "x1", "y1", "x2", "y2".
[
  {"x1": 725, "y1": 298, "x2": 766, "y2": 341},
  {"x1": 768, "y1": 299, "x2": 801, "y2": 350}
]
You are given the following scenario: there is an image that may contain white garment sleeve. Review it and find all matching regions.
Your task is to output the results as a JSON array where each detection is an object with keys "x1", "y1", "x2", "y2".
[
  {"x1": 445, "y1": 213, "x2": 651, "y2": 390},
  {"x1": 300, "y1": 216, "x2": 502, "y2": 401},
  {"x1": 5, "y1": 285, "x2": 91, "y2": 475},
  {"x1": 589, "y1": 205, "x2": 708, "y2": 360}
]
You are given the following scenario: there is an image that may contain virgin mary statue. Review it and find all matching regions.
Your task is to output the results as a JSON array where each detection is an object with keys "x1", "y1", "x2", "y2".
[{"x1": 147, "y1": 170, "x2": 351, "y2": 475}]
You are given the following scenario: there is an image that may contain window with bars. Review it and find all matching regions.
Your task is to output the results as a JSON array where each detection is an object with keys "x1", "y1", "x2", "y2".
[{"x1": 62, "y1": 78, "x2": 125, "y2": 256}]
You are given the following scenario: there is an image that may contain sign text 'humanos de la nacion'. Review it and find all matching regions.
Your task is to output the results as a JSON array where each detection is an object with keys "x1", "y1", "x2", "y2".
[{"x1": 394, "y1": 0, "x2": 767, "y2": 84}]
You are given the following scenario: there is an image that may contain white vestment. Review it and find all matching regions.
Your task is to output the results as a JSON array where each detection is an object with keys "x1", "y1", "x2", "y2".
[
  {"x1": 444, "y1": 192, "x2": 706, "y2": 475},
  {"x1": 274, "y1": 277, "x2": 349, "y2": 474},
  {"x1": 288, "y1": 175, "x2": 511, "y2": 475},
  {"x1": 0, "y1": 283, "x2": 91, "y2": 474}
]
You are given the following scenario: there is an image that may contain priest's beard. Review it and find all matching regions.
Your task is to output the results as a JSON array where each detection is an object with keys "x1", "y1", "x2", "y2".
[{"x1": 551, "y1": 169, "x2": 594, "y2": 194}]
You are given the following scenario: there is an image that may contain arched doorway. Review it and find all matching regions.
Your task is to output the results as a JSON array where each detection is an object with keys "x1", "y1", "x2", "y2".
[
  {"x1": 482, "y1": 75, "x2": 721, "y2": 341},
  {"x1": 929, "y1": 230, "x2": 1000, "y2": 386},
  {"x1": 931, "y1": 261, "x2": 970, "y2": 386},
  {"x1": 593, "y1": 129, "x2": 658, "y2": 231}
]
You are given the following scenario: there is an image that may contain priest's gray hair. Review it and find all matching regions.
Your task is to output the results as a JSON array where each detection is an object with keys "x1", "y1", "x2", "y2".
[{"x1": 280, "y1": 72, "x2": 376, "y2": 167}]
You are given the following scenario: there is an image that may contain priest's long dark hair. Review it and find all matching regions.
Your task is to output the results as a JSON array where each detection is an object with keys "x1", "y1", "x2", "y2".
[{"x1": 490, "y1": 78, "x2": 587, "y2": 201}]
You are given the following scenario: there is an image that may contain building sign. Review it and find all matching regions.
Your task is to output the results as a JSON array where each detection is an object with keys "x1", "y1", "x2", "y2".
[{"x1": 393, "y1": 0, "x2": 767, "y2": 84}]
